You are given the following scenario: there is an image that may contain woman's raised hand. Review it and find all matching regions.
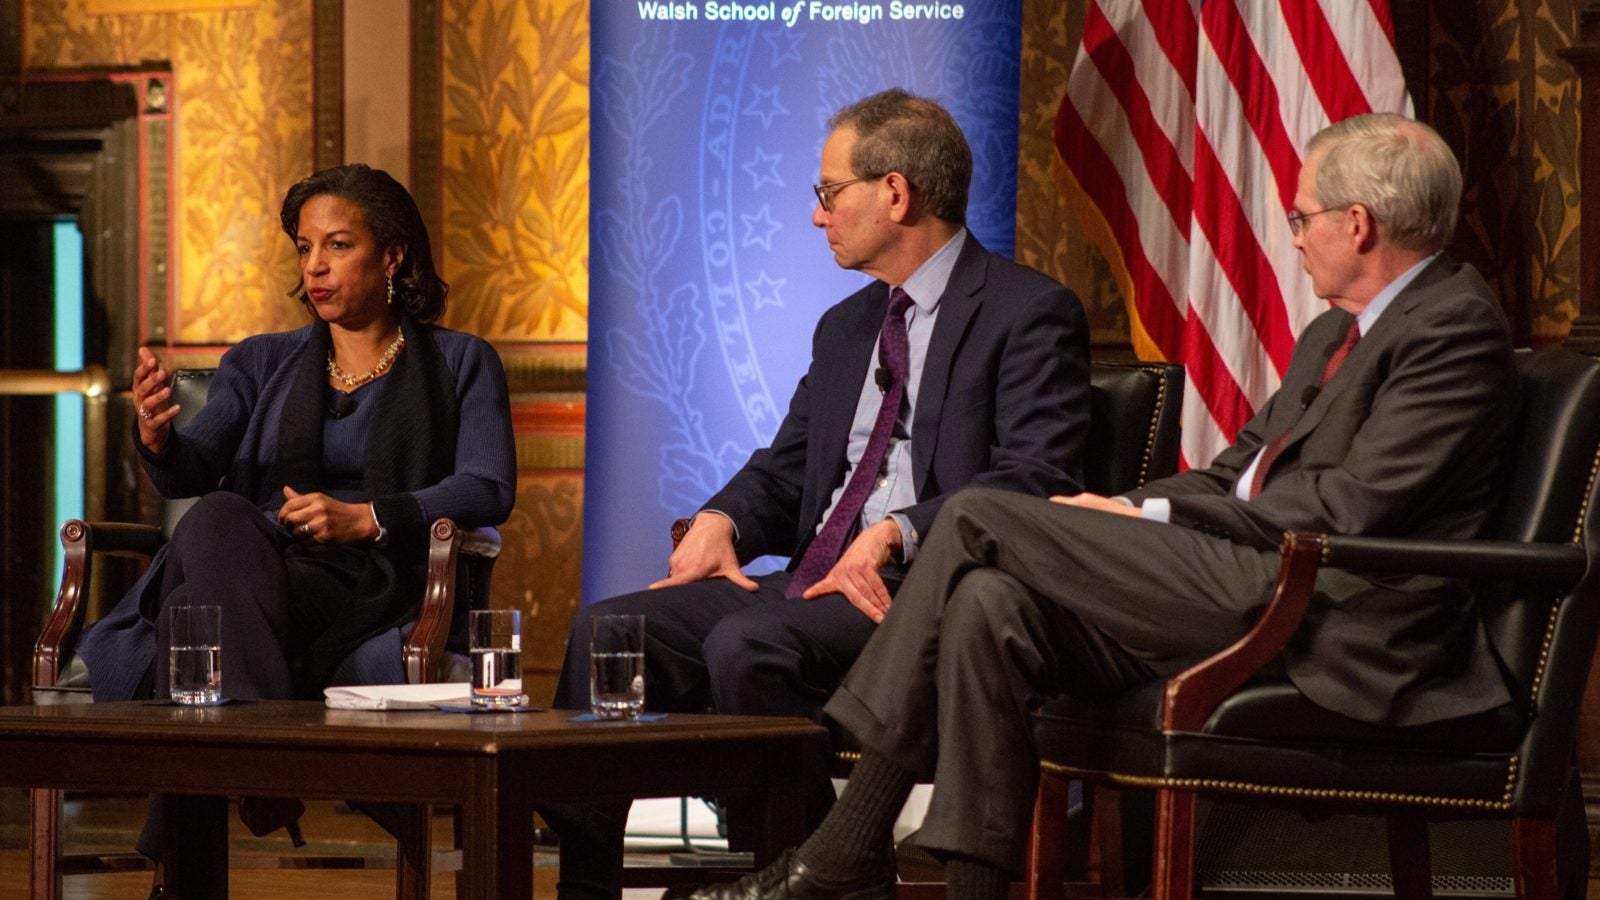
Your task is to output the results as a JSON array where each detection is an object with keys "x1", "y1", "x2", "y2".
[{"x1": 132, "y1": 347, "x2": 180, "y2": 453}]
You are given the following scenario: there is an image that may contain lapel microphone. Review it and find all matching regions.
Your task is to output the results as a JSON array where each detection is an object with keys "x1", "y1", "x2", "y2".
[
  {"x1": 1299, "y1": 385, "x2": 1320, "y2": 410},
  {"x1": 875, "y1": 366, "x2": 893, "y2": 393}
]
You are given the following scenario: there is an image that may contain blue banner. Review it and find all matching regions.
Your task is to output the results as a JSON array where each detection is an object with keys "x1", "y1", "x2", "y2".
[{"x1": 584, "y1": 0, "x2": 1024, "y2": 602}]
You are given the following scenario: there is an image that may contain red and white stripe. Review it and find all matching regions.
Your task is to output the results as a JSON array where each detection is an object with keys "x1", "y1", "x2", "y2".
[{"x1": 1057, "y1": 0, "x2": 1411, "y2": 468}]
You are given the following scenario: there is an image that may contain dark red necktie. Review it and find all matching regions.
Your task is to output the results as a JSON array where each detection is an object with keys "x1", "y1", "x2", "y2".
[
  {"x1": 1248, "y1": 318, "x2": 1361, "y2": 499},
  {"x1": 787, "y1": 287, "x2": 915, "y2": 598}
]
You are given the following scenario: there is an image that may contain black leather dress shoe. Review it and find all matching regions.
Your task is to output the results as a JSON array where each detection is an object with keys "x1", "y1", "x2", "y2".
[{"x1": 672, "y1": 849, "x2": 895, "y2": 900}]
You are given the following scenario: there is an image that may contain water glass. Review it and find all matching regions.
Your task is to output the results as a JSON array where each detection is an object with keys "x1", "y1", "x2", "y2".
[
  {"x1": 470, "y1": 609, "x2": 527, "y2": 709},
  {"x1": 167, "y1": 604, "x2": 222, "y2": 706},
  {"x1": 590, "y1": 614, "x2": 646, "y2": 720}
]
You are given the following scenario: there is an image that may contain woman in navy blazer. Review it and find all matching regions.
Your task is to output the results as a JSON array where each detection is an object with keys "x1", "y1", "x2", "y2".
[{"x1": 77, "y1": 164, "x2": 516, "y2": 843}]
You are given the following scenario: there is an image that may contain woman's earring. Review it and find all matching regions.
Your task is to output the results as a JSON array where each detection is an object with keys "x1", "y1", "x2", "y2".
[{"x1": 386, "y1": 276, "x2": 394, "y2": 306}]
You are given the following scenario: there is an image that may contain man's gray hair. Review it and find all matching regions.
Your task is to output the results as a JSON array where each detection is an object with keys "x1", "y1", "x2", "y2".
[
  {"x1": 1306, "y1": 113, "x2": 1462, "y2": 253},
  {"x1": 828, "y1": 88, "x2": 971, "y2": 226}
]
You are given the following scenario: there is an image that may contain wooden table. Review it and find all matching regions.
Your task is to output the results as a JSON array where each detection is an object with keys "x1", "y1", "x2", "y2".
[{"x1": 0, "y1": 701, "x2": 825, "y2": 899}]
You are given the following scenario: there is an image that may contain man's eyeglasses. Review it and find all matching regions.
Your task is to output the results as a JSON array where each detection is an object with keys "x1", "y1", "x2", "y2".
[
  {"x1": 1286, "y1": 205, "x2": 1352, "y2": 236},
  {"x1": 813, "y1": 176, "x2": 880, "y2": 213}
]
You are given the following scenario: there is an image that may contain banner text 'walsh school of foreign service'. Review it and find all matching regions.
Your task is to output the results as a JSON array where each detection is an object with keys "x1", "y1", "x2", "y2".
[
  {"x1": 639, "y1": 2, "x2": 967, "y2": 25},
  {"x1": 584, "y1": 0, "x2": 1020, "y2": 601}
]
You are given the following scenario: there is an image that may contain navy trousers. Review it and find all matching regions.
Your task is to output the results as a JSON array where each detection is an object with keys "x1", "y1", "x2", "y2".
[{"x1": 82, "y1": 490, "x2": 409, "y2": 703}]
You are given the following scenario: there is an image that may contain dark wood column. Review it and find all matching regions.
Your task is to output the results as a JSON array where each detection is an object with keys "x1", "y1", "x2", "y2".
[
  {"x1": 0, "y1": 67, "x2": 172, "y2": 704},
  {"x1": 1561, "y1": 4, "x2": 1600, "y2": 353},
  {"x1": 312, "y1": 0, "x2": 343, "y2": 171}
]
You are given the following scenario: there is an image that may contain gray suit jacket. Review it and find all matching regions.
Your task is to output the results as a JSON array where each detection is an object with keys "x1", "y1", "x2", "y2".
[{"x1": 1129, "y1": 257, "x2": 1517, "y2": 725}]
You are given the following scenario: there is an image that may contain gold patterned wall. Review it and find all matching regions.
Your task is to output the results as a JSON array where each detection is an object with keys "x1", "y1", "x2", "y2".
[
  {"x1": 1016, "y1": 0, "x2": 1129, "y2": 351},
  {"x1": 1419, "y1": 0, "x2": 1581, "y2": 347},
  {"x1": 426, "y1": 0, "x2": 591, "y2": 695},
  {"x1": 24, "y1": 0, "x2": 313, "y2": 345},
  {"x1": 502, "y1": 472, "x2": 583, "y2": 700},
  {"x1": 436, "y1": 0, "x2": 588, "y2": 342}
]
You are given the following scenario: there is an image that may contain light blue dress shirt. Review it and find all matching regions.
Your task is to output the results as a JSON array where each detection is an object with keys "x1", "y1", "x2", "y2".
[
  {"x1": 819, "y1": 227, "x2": 968, "y2": 562},
  {"x1": 703, "y1": 228, "x2": 968, "y2": 563}
]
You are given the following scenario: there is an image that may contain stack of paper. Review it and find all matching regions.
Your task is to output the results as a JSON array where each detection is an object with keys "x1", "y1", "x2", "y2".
[{"x1": 323, "y1": 683, "x2": 473, "y2": 710}]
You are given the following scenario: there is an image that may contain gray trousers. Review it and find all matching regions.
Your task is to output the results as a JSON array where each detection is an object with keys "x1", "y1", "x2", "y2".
[{"x1": 823, "y1": 488, "x2": 1278, "y2": 874}]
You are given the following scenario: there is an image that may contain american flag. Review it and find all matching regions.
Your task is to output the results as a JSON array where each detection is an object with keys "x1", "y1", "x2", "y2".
[{"x1": 1056, "y1": 0, "x2": 1411, "y2": 467}]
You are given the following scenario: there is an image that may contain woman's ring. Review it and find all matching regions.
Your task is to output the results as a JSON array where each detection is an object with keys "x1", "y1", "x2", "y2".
[
  {"x1": 298, "y1": 524, "x2": 310, "y2": 536},
  {"x1": 138, "y1": 407, "x2": 154, "y2": 421}
]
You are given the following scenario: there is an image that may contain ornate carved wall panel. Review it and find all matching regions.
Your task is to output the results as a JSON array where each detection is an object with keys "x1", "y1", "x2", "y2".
[
  {"x1": 411, "y1": 0, "x2": 591, "y2": 682},
  {"x1": 431, "y1": 0, "x2": 588, "y2": 342},
  {"x1": 1407, "y1": 0, "x2": 1581, "y2": 347},
  {"x1": 497, "y1": 469, "x2": 582, "y2": 704},
  {"x1": 24, "y1": 0, "x2": 313, "y2": 346}
]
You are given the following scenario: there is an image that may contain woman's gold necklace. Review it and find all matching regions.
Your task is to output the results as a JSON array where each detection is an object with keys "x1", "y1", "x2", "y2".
[{"x1": 328, "y1": 330, "x2": 405, "y2": 388}]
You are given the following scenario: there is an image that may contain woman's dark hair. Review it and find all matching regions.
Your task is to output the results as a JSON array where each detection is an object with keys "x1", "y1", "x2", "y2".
[{"x1": 279, "y1": 163, "x2": 448, "y2": 323}]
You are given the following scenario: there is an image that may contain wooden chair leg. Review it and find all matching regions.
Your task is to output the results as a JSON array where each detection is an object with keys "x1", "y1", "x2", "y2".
[
  {"x1": 29, "y1": 786, "x2": 62, "y2": 900},
  {"x1": 1027, "y1": 771, "x2": 1070, "y2": 900},
  {"x1": 1151, "y1": 789, "x2": 1196, "y2": 900},
  {"x1": 1510, "y1": 815, "x2": 1559, "y2": 900},
  {"x1": 1088, "y1": 787, "x2": 1124, "y2": 898},
  {"x1": 454, "y1": 805, "x2": 467, "y2": 900},
  {"x1": 1385, "y1": 814, "x2": 1434, "y2": 900}
]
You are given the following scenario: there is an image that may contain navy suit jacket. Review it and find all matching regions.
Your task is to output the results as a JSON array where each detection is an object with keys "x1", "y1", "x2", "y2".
[{"x1": 704, "y1": 235, "x2": 1091, "y2": 566}]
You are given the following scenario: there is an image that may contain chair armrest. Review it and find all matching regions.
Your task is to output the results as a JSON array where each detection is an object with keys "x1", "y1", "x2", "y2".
[
  {"x1": 1161, "y1": 531, "x2": 1325, "y2": 731},
  {"x1": 34, "y1": 520, "x2": 164, "y2": 689},
  {"x1": 405, "y1": 519, "x2": 500, "y2": 683},
  {"x1": 1322, "y1": 534, "x2": 1585, "y2": 584},
  {"x1": 455, "y1": 525, "x2": 502, "y2": 559},
  {"x1": 74, "y1": 522, "x2": 165, "y2": 556},
  {"x1": 1160, "y1": 530, "x2": 1590, "y2": 732}
]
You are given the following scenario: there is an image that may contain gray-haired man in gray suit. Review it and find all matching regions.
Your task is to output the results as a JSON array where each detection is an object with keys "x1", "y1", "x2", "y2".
[{"x1": 683, "y1": 113, "x2": 1517, "y2": 900}]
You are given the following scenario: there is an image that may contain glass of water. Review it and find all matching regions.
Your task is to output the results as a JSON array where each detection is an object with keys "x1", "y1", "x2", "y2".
[
  {"x1": 590, "y1": 614, "x2": 645, "y2": 720},
  {"x1": 167, "y1": 604, "x2": 222, "y2": 706},
  {"x1": 470, "y1": 609, "x2": 526, "y2": 709}
]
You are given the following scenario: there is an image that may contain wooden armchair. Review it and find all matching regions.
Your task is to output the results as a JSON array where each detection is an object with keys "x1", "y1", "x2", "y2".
[
  {"x1": 1030, "y1": 348, "x2": 1600, "y2": 900},
  {"x1": 29, "y1": 367, "x2": 502, "y2": 900}
]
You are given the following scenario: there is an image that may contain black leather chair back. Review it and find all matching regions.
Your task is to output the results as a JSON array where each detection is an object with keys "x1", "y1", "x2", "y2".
[
  {"x1": 1477, "y1": 352, "x2": 1600, "y2": 710},
  {"x1": 1488, "y1": 351, "x2": 1600, "y2": 811},
  {"x1": 1084, "y1": 361, "x2": 1184, "y2": 495},
  {"x1": 1493, "y1": 350, "x2": 1600, "y2": 545},
  {"x1": 168, "y1": 368, "x2": 214, "y2": 431},
  {"x1": 159, "y1": 368, "x2": 218, "y2": 537}
]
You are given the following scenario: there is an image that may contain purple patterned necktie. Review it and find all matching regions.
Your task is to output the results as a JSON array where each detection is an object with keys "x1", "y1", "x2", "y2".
[
  {"x1": 1248, "y1": 318, "x2": 1361, "y2": 499},
  {"x1": 786, "y1": 287, "x2": 916, "y2": 598}
]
